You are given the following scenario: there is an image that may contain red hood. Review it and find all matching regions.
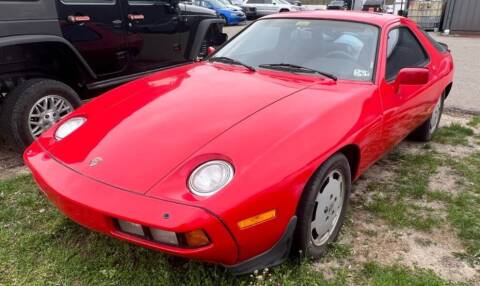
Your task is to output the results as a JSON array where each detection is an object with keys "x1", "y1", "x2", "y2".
[{"x1": 43, "y1": 62, "x2": 320, "y2": 193}]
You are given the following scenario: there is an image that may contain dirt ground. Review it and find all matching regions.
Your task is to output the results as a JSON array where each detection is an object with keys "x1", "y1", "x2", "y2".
[{"x1": 315, "y1": 112, "x2": 480, "y2": 285}]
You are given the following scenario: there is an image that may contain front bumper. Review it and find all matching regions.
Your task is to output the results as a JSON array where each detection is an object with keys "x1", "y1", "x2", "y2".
[{"x1": 24, "y1": 141, "x2": 238, "y2": 265}]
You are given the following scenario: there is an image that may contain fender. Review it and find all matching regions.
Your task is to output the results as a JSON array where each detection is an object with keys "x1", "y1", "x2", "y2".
[
  {"x1": 0, "y1": 35, "x2": 97, "y2": 80},
  {"x1": 188, "y1": 18, "x2": 227, "y2": 60}
]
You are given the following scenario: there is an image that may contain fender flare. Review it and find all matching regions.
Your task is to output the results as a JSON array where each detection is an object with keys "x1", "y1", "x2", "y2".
[
  {"x1": 0, "y1": 35, "x2": 97, "y2": 80},
  {"x1": 189, "y1": 18, "x2": 226, "y2": 60}
]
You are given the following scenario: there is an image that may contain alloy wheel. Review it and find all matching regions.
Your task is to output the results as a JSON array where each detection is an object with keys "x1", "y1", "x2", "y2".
[
  {"x1": 310, "y1": 169, "x2": 345, "y2": 246},
  {"x1": 28, "y1": 95, "x2": 74, "y2": 138}
]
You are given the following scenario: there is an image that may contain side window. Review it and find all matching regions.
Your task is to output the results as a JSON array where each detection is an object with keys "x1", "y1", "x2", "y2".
[
  {"x1": 247, "y1": 0, "x2": 263, "y2": 3},
  {"x1": 264, "y1": 0, "x2": 272, "y2": 3},
  {"x1": 386, "y1": 27, "x2": 429, "y2": 81}
]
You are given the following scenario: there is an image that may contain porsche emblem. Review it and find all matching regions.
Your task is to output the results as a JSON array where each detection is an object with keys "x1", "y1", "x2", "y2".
[{"x1": 89, "y1": 157, "x2": 103, "y2": 167}]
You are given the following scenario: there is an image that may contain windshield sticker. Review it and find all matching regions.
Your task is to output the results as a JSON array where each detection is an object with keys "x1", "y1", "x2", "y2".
[
  {"x1": 296, "y1": 21, "x2": 311, "y2": 27},
  {"x1": 353, "y1": 69, "x2": 371, "y2": 78}
]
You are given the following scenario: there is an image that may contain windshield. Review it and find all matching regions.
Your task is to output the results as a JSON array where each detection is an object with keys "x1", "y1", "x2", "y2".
[{"x1": 214, "y1": 19, "x2": 379, "y2": 81}]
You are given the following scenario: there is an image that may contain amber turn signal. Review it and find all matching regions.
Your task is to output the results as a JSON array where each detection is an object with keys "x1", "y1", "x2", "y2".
[
  {"x1": 238, "y1": 209, "x2": 276, "y2": 230},
  {"x1": 184, "y1": 229, "x2": 210, "y2": 247}
]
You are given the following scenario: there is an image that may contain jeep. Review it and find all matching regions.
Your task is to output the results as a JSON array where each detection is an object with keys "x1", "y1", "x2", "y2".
[{"x1": 0, "y1": 0, "x2": 227, "y2": 150}]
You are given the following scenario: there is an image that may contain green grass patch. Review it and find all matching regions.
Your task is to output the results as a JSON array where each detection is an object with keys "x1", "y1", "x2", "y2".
[
  {"x1": 362, "y1": 152, "x2": 441, "y2": 230},
  {"x1": 432, "y1": 123, "x2": 474, "y2": 146},
  {"x1": 443, "y1": 152, "x2": 480, "y2": 265},
  {"x1": 360, "y1": 262, "x2": 461, "y2": 286},
  {"x1": 467, "y1": 116, "x2": 480, "y2": 127}
]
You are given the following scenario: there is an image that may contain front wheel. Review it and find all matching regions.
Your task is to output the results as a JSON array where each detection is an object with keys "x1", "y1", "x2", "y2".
[
  {"x1": 293, "y1": 153, "x2": 351, "y2": 258},
  {"x1": 221, "y1": 15, "x2": 229, "y2": 26},
  {"x1": 0, "y1": 78, "x2": 82, "y2": 151},
  {"x1": 410, "y1": 93, "x2": 444, "y2": 142}
]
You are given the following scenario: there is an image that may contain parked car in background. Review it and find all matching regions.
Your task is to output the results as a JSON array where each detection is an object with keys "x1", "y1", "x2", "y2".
[
  {"x1": 327, "y1": 0, "x2": 348, "y2": 10},
  {"x1": 195, "y1": 0, "x2": 247, "y2": 25},
  {"x1": 243, "y1": 0, "x2": 302, "y2": 16},
  {"x1": 362, "y1": 0, "x2": 384, "y2": 12},
  {"x1": 285, "y1": 0, "x2": 302, "y2": 6},
  {"x1": 0, "y1": 0, "x2": 227, "y2": 151},
  {"x1": 25, "y1": 11, "x2": 453, "y2": 275},
  {"x1": 226, "y1": 0, "x2": 258, "y2": 19}
]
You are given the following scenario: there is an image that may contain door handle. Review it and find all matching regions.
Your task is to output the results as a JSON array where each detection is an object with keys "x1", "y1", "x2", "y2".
[
  {"x1": 128, "y1": 14, "x2": 145, "y2": 21},
  {"x1": 67, "y1": 15, "x2": 91, "y2": 23}
]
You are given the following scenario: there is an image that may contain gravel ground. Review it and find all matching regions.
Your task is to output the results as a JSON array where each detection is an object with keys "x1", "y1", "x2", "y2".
[{"x1": 431, "y1": 33, "x2": 480, "y2": 114}]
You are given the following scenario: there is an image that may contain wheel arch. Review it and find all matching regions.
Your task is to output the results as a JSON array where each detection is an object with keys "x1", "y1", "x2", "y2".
[
  {"x1": 444, "y1": 82, "x2": 453, "y2": 99},
  {"x1": 0, "y1": 35, "x2": 97, "y2": 93},
  {"x1": 337, "y1": 144, "x2": 361, "y2": 180},
  {"x1": 188, "y1": 18, "x2": 227, "y2": 60}
]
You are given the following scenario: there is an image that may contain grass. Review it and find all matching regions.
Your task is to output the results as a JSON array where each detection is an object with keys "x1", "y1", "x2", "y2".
[
  {"x1": 445, "y1": 152, "x2": 480, "y2": 265},
  {"x1": 362, "y1": 152, "x2": 442, "y2": 231},
  {"x1": 467, "y1": 116, "x2": 480, "y2": 127},
  {"x1": 432, "y1": 123, "x2": 474, "y2": 145},
  {"x1": 0, "y1": 175, "x2": 462, "y2": 286},
  {"x1": 360, "y1": 262, "x2": 461, "y2": 286}
]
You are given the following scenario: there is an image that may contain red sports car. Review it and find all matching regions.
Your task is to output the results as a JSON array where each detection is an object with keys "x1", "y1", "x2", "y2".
[{"x1": 25, "y1": 11, "x2": 454, "y2": 274}]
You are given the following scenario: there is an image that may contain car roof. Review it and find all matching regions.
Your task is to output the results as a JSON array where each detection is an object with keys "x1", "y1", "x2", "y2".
[{"x1": 264, "y1": 10, "x2": 402, "y2": 27}]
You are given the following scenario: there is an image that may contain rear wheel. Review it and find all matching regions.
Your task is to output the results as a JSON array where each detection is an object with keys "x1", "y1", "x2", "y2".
[
  {"x1": 293, "y1": 153, "x2": 351, "y2": 258},
  {"x1": 280, "y1": 9, "x2": 290, "y2": 12},
  {"x1": 410, "y1": 93, "x2": 444, "y2": 142},
  {"x1": 0, "y1": 78, "x2": 82, "y2": 151}
]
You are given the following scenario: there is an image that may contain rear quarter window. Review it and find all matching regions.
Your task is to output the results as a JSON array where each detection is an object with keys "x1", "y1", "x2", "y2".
[{"x1": 419, "y1": 29, "x2": 449, "y2": 53}]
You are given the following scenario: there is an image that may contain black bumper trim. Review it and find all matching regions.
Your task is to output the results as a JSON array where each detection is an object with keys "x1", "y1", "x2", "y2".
[{"x1": 226, "y1": 216, "x2": 297, "y2": 275}]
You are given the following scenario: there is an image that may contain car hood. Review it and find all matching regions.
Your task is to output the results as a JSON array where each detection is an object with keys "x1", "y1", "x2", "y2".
[{"x1": 45, "y1": 62, "x2": 318, "y2": 194}]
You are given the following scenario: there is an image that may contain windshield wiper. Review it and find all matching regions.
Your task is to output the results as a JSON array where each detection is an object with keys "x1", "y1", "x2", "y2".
[
  {"x1": 259, "y1": 63, "x2": 337, "y2": 81},
  {"x1": 210, "y1": 56, "x2": 256, "y2": 72}
]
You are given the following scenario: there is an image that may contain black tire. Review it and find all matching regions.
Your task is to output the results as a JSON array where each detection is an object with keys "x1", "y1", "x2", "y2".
[
  {"x1": 410, "y1": 93, "x2": 445, "y2": 142},
  {"x1": 0, "y1": 78, "x2": 82, "y2": 151},
  {"x1": 293, "y1": 153, "x2": 351, "y2": 258},
  {"x1": 279, "y1": 9, "x2": 290, "y2": 12}
]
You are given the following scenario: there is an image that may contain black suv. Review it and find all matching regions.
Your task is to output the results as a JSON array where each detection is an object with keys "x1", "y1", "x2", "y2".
[{"x1": 0, "y1": 0, "x2": 227, "y2": 150}]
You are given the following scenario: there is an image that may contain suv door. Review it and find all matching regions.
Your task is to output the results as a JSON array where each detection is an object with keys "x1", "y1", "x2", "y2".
[
  {"x1": 122, "y1": 0, "x2": 185, "y2": 73},
  {"x1": 56, "y1": 0, "x2": 128, "y2": 77}
]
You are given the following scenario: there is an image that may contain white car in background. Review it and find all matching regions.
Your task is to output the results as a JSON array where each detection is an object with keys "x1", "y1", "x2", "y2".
[{"x1": 243, "y1": 0, "x2": 303, "y2": 16}]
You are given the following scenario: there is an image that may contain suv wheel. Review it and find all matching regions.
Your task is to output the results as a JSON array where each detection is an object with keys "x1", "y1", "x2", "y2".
[{"x1": 0, "y1": 79, "x2": 82, "y2": 151}]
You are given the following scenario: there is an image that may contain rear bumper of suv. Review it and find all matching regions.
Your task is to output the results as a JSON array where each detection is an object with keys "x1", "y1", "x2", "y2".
[{"x1": 24, "y1": 141, "x2": 238, "y2": 265}]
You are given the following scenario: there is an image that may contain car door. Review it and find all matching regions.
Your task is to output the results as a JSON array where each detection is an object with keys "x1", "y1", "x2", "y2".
[
  {"x1": 122, "y1": 0, "x2": 185, "y2": 74},
  {"x1": 380, "y1": 24, "x2": 432, "y2": 150},
  {"x1": 246, "y1": 0, "x2": 266, "y2": 15},
  {"x1": 264, "y1": 0, "x2": 278, "y2": 13},
  {"x1": 56, "y1": 0, "x2": 128, "y2": 77}
]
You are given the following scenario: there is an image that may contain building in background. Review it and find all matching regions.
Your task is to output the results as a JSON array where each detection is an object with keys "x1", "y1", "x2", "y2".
[
  {"x1": 408, "y1": 0, "x2": 444, "y2": 31},
  {"x1": 442, "y1": 0, "x2": 480, "y2": 34}
]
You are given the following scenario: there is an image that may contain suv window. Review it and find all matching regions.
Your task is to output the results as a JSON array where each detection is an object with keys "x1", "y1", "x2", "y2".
[
  {"x1": 386, "y1": 27, "x2": 429, "y2": 81},
  {"x1": 247, "y1": 0, "x2": 264, "y2": 3}
]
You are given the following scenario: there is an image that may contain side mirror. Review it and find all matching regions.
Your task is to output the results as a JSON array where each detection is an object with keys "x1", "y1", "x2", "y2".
[
  {"x1": 394, "y1": 68, "x2": 429, "y2": 92},
  {"x1": 207, "y1": 46, "x2": 216, "y2": 56}
]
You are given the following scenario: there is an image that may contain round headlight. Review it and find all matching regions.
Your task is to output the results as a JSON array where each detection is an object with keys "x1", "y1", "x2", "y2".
[
  {"x1": 188, "y1": 160, "x2": 234, "y2": 196},
  {"x1": 55, "y1": 117, "x2": 86, "y2": 141}
]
